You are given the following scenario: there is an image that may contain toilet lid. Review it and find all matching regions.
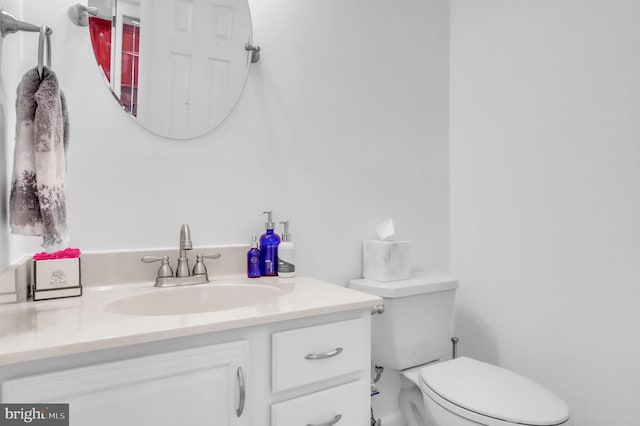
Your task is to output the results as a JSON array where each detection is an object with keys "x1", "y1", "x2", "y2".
[{"x1": 419, "y1": 357, "x2": 570, "y2": 426}]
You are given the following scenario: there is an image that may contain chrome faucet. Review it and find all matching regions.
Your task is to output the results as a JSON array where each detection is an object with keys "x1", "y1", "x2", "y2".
[{"x1": 141, "y1": 224, "x2": 221, "y2": 287}]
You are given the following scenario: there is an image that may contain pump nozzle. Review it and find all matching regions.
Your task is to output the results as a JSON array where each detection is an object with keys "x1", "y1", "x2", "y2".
[
  {"x1": 279, "y1": 220, "x2": 291, "y2": 242},
  {"x1": 263, "y1": 211, "x2": 275, "y2": 230}
]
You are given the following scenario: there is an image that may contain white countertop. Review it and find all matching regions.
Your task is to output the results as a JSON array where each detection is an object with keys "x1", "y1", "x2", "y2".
[{"x1": 0, "y1": 275, "x2": 381, "y2": 366}]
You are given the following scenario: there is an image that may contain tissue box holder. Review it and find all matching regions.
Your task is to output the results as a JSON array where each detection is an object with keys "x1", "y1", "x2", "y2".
[
  {"x1": 363, "y1": 240, "x2": 410, "y2": 282},
  {"x1": 33, "y1": 258, "x2": 82, "y2": 301}
]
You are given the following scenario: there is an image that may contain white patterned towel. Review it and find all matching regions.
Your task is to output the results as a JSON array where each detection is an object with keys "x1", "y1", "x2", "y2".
[{"x1": 9, "y1": 67, "x2": 69, "y2": 251}]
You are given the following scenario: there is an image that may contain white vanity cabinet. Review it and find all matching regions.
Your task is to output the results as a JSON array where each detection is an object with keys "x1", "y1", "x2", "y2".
[
  {"x1": 0, "y1": 311, "x2": 373, "y2": 426},
  {"x1": 2, "y1": 340, "x2": 250, "y2": 426}
]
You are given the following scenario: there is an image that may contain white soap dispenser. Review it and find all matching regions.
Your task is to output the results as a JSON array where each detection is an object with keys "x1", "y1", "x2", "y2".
[{"x1": 278, "y1": 220, "x2": 295, "y2": 278}]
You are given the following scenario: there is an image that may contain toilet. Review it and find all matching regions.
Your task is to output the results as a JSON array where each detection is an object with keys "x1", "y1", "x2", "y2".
[{"x1": 349, "y1": 272, "x2": 571, "y2": 426}]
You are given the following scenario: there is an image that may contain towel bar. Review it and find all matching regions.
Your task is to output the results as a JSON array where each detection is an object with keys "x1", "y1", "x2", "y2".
[{"x1": 1, "y1": 8, "x2": 51, "y2": 38}]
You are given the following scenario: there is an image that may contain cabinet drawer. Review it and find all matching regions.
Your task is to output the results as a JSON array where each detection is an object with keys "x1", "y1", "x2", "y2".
[
  {"x1": 271, "y1": 379, "x2": 369, "y2": 426},
  {"x1": 272, "y1": 317, "x2": 369, "y2": 392}
]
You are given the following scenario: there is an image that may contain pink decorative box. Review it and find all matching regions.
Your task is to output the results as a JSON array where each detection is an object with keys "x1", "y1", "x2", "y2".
[{"x1": 32, "y1": 249, "x2": 82, "y2": 301}]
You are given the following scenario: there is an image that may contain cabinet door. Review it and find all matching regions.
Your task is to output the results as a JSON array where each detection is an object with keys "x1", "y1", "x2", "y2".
[
  {"x1": 271, "y1": 380, "x2": 369, "y2": 426},
  {"x1": 2, "y1": 341, "x2": 249, "y2": 426}
]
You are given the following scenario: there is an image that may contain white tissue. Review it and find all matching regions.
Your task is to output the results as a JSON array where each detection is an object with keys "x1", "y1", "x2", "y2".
[{"x1": 375, "y1": 219, "x2": 395, "y2": 241}]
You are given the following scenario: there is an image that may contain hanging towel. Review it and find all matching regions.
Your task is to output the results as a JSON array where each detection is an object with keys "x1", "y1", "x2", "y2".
[{"x1": 9, "y1": 67, "x2": 70, "y2": 251}]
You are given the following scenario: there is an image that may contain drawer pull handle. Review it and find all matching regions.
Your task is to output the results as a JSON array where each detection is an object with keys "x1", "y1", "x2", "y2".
[
  {"x1": 236, "y1": 366, "x2": 245, "y2": 417},
  {"x1": 306, "y1": 414, "x2": 342, "y2": 426},
  {"x1": 304, "y1": 347, "x2": 343, "y2": 360}
]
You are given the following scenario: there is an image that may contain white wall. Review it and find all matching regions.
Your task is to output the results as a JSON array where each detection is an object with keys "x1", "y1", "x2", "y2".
[
  {"x1": 4, "y1": 0, "x2": 450, "y2": 285},
  {"x1": 0, "y1": 11, "x2": 8, "y2": 269},
  {"x1": 450, "y1": 1, "x2": 640, "y2": 425},
  {"x1": 0, "y1": 0, "x2": 23, "y2": 269}
]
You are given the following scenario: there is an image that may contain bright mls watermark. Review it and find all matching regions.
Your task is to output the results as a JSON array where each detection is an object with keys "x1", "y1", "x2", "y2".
[{"x1": 0, "y1": 404, "x2": 68, "y2": 425}]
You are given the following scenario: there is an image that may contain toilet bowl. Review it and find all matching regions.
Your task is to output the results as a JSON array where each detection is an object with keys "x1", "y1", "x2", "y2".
[
  {"x1": 349, "y1": 272, "x2": 572, "y2": 426},
  {"x1": 401, "y1": 357, "x2": 571, "y2": 426}
]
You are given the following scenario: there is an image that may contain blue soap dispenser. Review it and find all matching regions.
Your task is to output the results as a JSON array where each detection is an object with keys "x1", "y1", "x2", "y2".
[
  {"x1": 247, "y1": 236, "x2": 261, "y2": 278},
  {"x1": 259, "y1": 211, "x2": 280, "y2": 276}
]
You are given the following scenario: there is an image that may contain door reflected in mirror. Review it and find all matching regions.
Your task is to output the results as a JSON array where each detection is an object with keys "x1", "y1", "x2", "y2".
[{"x1": 88, "y1": 0, "x2": 254, "y2": 139}]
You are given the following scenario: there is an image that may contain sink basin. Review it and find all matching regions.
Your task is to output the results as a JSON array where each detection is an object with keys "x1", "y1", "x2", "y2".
[{"x1": 104, "y1": 284, "x2": 282, "y2": 316}]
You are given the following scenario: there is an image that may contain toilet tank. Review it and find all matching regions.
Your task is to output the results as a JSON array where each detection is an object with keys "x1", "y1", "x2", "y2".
[{"x1": 349, "y1": 272, "x2": 458, "y2": 370}]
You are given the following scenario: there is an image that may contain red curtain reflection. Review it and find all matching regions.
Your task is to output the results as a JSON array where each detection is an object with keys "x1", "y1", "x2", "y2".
[
  {"x1": 88, "y1": 17, "x2": 112, "y2": 82},
  {"x1": 88, "y1": 17, "x2": 139, "y2": 116}
]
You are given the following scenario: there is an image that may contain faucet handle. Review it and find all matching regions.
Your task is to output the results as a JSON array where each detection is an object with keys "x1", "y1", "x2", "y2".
[
  {"x1": 202, "y1": 252, "x2": 222, "y2": 260},
  {"x1": 192, "y1": 253, "x2": 222, "y2": 276},
  {"x1": 141, "y1": 255, "x2": 174, "y2": 278}
]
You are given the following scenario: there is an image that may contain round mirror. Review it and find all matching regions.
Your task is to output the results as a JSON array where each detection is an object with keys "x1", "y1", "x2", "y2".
[{"x1": 87, "y1": 0, "x2": 254, "y2": 139}]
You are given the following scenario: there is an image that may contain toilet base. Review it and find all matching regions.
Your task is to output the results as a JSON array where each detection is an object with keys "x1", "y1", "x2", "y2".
[
  {"x1": 399, "y1": 364, "x2": 490, "y2": 426},
  {"x1": 399, "y1": 378, "x2": 481, "y2": 426},
  {"x1": 398, "y1": 387, "x2": 427, "y2": 426}
]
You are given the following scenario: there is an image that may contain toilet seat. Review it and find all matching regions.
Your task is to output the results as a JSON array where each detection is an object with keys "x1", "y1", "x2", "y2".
[{"x1": 419, "y1": 357, "x2": 570, "y2": 426}]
